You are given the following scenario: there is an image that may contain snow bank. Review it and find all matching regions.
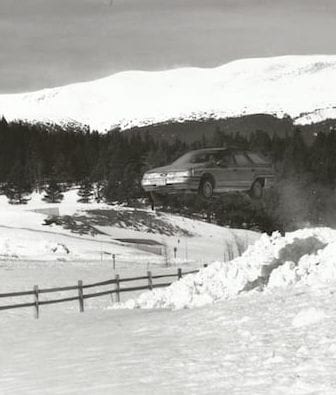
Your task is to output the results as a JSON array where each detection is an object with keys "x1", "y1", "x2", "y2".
[{"x1": 125, "y1": 228, "x2": 336, "y2": 309}]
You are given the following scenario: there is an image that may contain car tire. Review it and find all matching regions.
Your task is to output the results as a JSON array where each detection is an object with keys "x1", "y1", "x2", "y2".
[
  {"x1": 199, "y1": 177, "x2": 214, "y2": 199},
  {"x1": 250, "y1": 179, "x2": 264, "y2": 199}
]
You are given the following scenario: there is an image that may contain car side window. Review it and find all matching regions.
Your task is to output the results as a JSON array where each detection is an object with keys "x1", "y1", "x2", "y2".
[
  {"x1": 234, "y1": 153, "x2": 250, "y2": 166},
  {"x1": 246, "y1": 152, "x2": 267, "y2": 165},
  {"x1": 215, "y1": 152, "x2": 233, "y2": 167},
  {"x1": 207, "y1": 154, "x2": 217, "y2": 167},
  {"x1": 190, "y1": 153, "x2": 209, "y2": 164}
]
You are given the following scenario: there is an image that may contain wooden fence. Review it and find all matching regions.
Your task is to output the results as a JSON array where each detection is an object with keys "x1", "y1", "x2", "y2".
[{"x1": 0, "y1": 265, "x2": 207, "y2": 319}]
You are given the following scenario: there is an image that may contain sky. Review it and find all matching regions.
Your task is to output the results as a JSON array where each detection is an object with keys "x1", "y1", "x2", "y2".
[{"x1": 0, "y1": 0, "x2": 336, "y2": 93}]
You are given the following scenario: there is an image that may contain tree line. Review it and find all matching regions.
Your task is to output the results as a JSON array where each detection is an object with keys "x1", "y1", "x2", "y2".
[
  {"x1": 0, "y1": 117, "x2": 188, "y2": 204},
  {"x1": 1, "y1": 116, "x2": 336, "y2": 232}
]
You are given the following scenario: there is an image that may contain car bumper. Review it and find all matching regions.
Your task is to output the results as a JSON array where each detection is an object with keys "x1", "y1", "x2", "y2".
[
  {"x1": 141, "y1": 178, "x2": 200, "y2": 194},
  {"x1": 263, "y1": 176, "x2": 276, "y2": 189}
]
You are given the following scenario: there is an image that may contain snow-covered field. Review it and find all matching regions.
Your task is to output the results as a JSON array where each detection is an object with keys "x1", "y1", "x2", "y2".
[
  {"x1": 0, "y1": 191, "x2": 258, "y2": 265},
  {"x1": 1, "y1": 55, "x2": 336, "y2": 130},
  {"x1": 1, "y1": 228, "x2": 336, "y2": 394},
  {"x1": 2, "y1": 192, "x2": 336, "y2": 394},
  {"x1": 1, "y1": 285, "x2": 336, "y2": 395}
]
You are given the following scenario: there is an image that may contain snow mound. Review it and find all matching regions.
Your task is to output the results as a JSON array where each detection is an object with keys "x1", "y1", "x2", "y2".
[
  {"x1": 0, "y1": 237, "x2": 72, "y2": 261},
  {"x1": 292, "y1": 307, "x2": 327, "y2": 328},
  {"x1": 125, "y1": 228, "x2": 336, "y2": 309}
]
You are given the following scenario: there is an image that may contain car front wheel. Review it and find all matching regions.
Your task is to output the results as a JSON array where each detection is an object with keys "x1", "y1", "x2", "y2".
[{"x1": 199, "y1": 178, "x2": 214, "y2": 199}]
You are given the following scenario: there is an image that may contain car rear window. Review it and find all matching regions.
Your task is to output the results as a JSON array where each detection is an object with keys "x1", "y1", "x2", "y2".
[
  {"x1": 246, "y1": 153, "x2": 268, "y2": 164},
  {"x1": 234, "y1": 153, "x2": 250, "y2": 166}
]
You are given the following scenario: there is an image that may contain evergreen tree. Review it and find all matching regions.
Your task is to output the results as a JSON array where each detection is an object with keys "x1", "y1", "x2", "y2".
[
  {"x1": 3, "y1": 182, "x2": 32, "y2": 204},
  {"x1": 0, "y1": 116, "x2": 8, "y2": 128},
  {"x1": 93, "y1": 182, "x2": 105, "y2": 203},
  {"x1": 249, "y1": 129, "x2": 271, "y2": 154},
  {"x1": 281, "y1": 129, "x2": 308, "y2": 178},
  {"x1": 4, "y1": 161, "x2": 32, "y2": 204},
  {"x1": 43, "y1": 179, "x2": 64, "y2": 203},
  {"x1": 103, "y1": 174, "x2": 122, "y2": 204},
  {"x1": 77, "y1": 179, "x2": 94, "y2": 203}
]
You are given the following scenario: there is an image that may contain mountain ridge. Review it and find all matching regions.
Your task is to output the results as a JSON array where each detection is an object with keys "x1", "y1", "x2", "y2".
[{"x1": 1, "y1": 55, "x2": 336, "y2": 132}]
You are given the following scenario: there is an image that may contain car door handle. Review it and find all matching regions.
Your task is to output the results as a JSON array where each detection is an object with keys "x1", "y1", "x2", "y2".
[{"x1": 251, "y1": 169, "x2": 255, "y2": 172}]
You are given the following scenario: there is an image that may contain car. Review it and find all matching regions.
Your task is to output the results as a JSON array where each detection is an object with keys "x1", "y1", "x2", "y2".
[{"x1": 141, "y1": 147, "x2": 275, "y2": 200}]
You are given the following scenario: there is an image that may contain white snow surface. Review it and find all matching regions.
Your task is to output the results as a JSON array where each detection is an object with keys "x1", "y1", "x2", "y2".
[
  {"x1": 292, "y1": 307, "x2": 327, "y2": 328},
  {"x1": 125, "y1": 227, "x2": 336, "y2": 309},
  {"x1": 2, "y1": 196, "x2": 336, "y2": 393},
  {"x1": 1, "y1": 55, "x2": 336, "y2": 130},
  {"x1": 2, "y1": 268, "x2": 336, "y2": 394},
  {"x1": 0, "y1": 189, "x2": 258, "y2": 263}
]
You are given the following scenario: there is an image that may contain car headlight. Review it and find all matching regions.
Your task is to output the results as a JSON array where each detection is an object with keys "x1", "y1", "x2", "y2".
[
  {"x1": 142, "y1": 173, "x2": 160, "y2": 181},
  {"x1": 165, "y1": 170, "x2": 192, "y2": 183},
  {"x1": 167, "y1": 170, "x2": 191, "y2": 178},
  {"x1": 142, "y1": 173, "x2": 165, "y2": 186}
]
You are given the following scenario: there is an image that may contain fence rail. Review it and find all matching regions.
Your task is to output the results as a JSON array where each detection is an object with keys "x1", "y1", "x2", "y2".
[{"x1": 0, "y1": 266, "x2": 206, "y2": 318}]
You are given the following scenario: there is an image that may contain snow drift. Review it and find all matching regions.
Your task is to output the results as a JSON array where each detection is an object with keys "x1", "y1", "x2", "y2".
[
  {"x1": 125, "y1": 228, "x2": 336, "y2": 309},
  {"x1": 0, "y1": 236, "x2": 72, "y2": 261},
  {"x1": 1, "y1": 55, "x2": 336, "y2": 131}
]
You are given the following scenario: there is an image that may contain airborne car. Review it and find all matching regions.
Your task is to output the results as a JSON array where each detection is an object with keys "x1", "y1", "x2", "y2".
[{"x1": 141, "y1": 148, "x2": 275, "y2": 199}]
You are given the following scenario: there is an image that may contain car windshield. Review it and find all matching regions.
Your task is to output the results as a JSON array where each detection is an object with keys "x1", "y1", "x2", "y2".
[{"x1": 171, "y1": 151, "x2": 223, "y2": 166}]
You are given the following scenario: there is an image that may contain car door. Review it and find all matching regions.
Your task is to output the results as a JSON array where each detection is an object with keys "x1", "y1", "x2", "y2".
[
  {"x1": 198, "y1": 152, "x2": 222, "y2": 187},
  {"x1": 212, "y1": 150, "x2": 238, "y2": 192},
  {"x1": 231, "y1": 152, "x2": 255, "y2": 189}
]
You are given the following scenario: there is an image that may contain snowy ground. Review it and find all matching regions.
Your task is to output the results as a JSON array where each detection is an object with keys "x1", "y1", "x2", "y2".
[
  {"x1": 2, "y1": 192, "x2": 336, "y2": 394},
  {"x1": 0, "y1": 190, "x2": 258, "y2": 265},
  {"x1": 1, "y1": 284, "x2": 336, "y2": 394}
]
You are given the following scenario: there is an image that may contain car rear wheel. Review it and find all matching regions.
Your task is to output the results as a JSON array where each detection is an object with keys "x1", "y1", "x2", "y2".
[
  {"x1": 199, "y1": 178, "x2": 214, "y2": 199},
  {"x1": 250, "y1": 179, "x2": 264, "y2": 199}
]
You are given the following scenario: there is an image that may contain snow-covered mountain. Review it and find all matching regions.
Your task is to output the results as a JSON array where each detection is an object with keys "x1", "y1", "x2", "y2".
[{"x1": 1, "y1": 55, "x2": 336, "y2": 131}]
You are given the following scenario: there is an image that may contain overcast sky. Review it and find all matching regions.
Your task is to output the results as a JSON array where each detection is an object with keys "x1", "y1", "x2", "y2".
[{"x1": 1, "y1": 0, "x2": 336, "y2": 93}]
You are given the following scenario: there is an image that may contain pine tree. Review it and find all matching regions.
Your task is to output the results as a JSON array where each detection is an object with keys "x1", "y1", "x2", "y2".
[
  {"x1": 4, "y1": 161, "x2": 32, "y2": 204},
  {"x1": 43, "y1": 179, "x2": 64, "y2": 203},
  {"x1": 77, "y1": 180, "x2": 94, "y2": 203},
  {"x1": 3, "y1": 182, "x2": 32, "y2": 205},
  {"x1": 0, "y1": 116, "x2": 8, "y2": 128},
  {"x1": 281, "y1": 129, "x2": 308, "y2": 178},
  {"x1": 103, "y1": 175, "x2": 121, "y2": 204}
]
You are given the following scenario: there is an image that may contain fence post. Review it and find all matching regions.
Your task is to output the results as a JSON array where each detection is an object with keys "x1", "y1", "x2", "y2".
[
  {"x1": 177, "y1": 268, "x2": 182, "y2": 280},
  {"x1": 115, "y1": 274, "x2": 120, "y2": 303},
  {"x1": 112, "y1": 254, "x2": 116, "y2": 270},
  {"x1": 147, "y1": 271, "x2": 153, "y2": 290},
  {"x1": 33, "y1": 285, "x2": 39, "y2": 319},
  {"x1": 78, "y1": 280, "x2": 84, "y2": 312}
]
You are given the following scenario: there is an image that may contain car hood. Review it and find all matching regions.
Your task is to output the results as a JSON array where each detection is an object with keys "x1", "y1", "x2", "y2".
[{"x1": 144, "y1": 163, "x2": 204, "y2": 174}]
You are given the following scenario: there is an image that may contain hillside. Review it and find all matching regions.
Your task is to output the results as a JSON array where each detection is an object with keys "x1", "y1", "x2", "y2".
[
  {"x1": 125, "y1": 114, "x2": 336, "y2": 145},
  {"x1": 0, "y1": 190, "x2": 259, "y2": 264},
  {"x1": 1, "y1": 55, "x2": 336, "y2": 132}
]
